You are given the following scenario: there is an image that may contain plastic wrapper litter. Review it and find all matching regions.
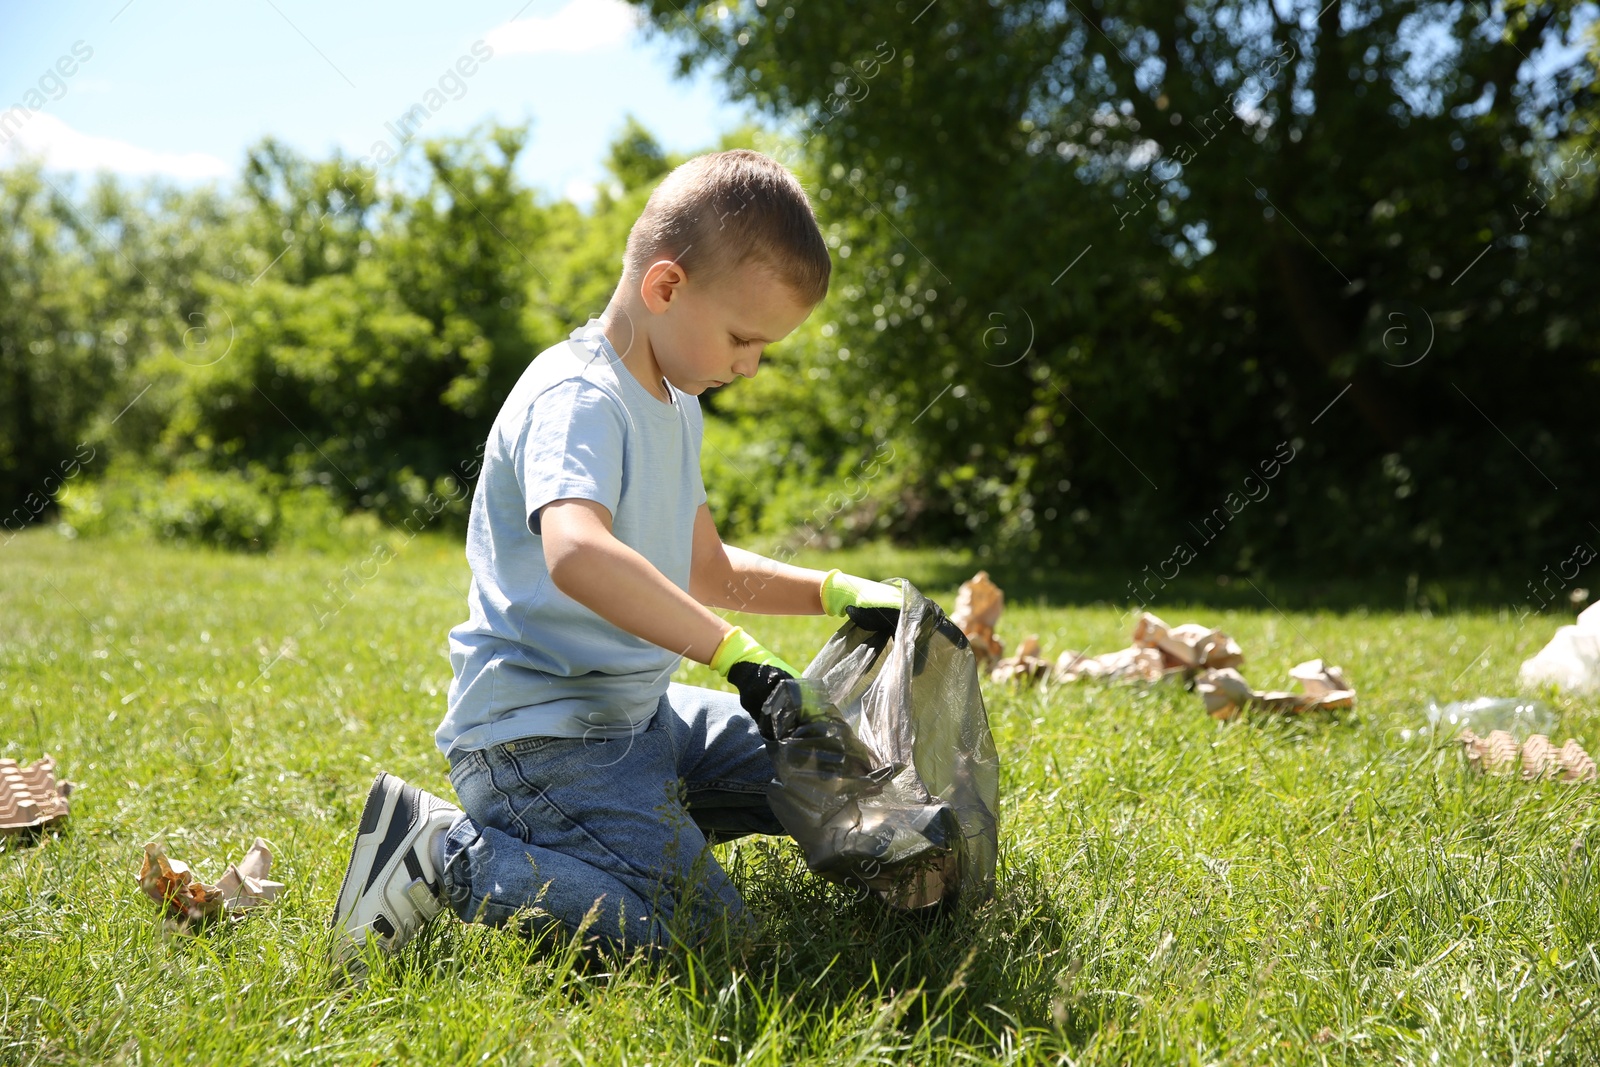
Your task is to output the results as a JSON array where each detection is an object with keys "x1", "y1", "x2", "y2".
[{"x1": 760, "y1": 580, "x2": 1000, "y2": 911}]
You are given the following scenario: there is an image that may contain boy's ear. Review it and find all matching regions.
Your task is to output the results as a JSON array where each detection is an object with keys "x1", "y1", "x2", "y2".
[{"x1": 639, "y1": 258, "x2": 689, "y2": 313}]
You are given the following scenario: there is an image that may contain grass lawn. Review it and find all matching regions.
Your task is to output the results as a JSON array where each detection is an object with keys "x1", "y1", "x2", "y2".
[{"x1": 3, "y1": 529, "x2": 1598, "y2": 1065}]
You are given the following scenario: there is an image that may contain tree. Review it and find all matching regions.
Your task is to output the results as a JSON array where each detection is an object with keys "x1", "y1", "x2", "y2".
[
  {"x1": 0, "y1": 167, "x2": 232, "y2": 530},
  {"x1": 636, "y1": 0, "x2": 1600, "y2": 574}
]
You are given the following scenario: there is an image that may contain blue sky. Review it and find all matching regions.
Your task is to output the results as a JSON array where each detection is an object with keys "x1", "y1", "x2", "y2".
[{"x1": 0, "y1": 0, "x2": 753, "y2": 202}]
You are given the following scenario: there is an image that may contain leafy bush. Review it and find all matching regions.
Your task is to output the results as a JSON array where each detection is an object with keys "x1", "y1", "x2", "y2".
[{"x1": 59, "y1": 465, "x2": 347, "y2": 551}]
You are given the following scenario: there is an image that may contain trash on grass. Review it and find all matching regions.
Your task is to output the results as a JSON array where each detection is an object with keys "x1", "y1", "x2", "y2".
[
  {"x1": 1193, "y1": 668, "x2": 1257, "y2": 717},
  {"x1": 763, "y1": 580, "x2": 1000, "y2": 911},
  {"x1": 1045, "y1": 612, "x2": 1354, "y2": 718},
  {"x1": 1246, "y1": 658, "x2": 1357, "y2": 715},
  {"x1": 1051, "y1": 612, "x2": 1243, "y2": 685},
  {"x1": 1518, "y1": 602, "x2": 1600, "y2": 694},
  {"x1": 991, "y1": 634, "x2": 1052, "y2": 685},
  {"x1": 941, "y1": 576, "x2": 1355, "y2": 719},
  {"x1": 1460, "y1": 729, "x2": 1597, "y2": 783},
  {"x1": 951, "y1": 570, "x2": 1006, "y2": 670},
  {"x1": 1425, "y1": 697, "x2": 1559, "y2": 743},
  {"x1": 137, "y1": 837, "x2": 284, "y2": 930},
  {"x1": 1054, "y1": 644, "x2": 1170, "y2": 684},
  {"x1": 1132, "y1": 613, "x2": 1245, "y2": 671},
  {"x1": 0, "y1": 756, "x2": 73, "y2": 838},
  {"x1": 1195, "y1": 659, "x2": 1357, "y2": 719}
]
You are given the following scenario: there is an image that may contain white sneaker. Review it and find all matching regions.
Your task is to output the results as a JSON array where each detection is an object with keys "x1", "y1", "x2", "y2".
[{"x1": 329, "y1": 772, "x2": 460, "y2": 974}]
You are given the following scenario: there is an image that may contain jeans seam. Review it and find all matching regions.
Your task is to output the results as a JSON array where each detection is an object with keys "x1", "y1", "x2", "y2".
[
  {"x1": 440, "y1": 819, "x2": 480, "y2": 910},
  {"x1": 484, "y1": 749, "x2": 536, "y2": 841},
  {"x1": 502, "y1": 735, "x2": 566, "y2": 756}
]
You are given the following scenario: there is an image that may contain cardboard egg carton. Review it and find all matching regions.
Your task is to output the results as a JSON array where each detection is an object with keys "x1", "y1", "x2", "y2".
[
  {"x1": 0, "y1": 755, "x2": 74, "y2": 836},
  {"x1": 1460, "y1": 729, "x2": 1598, "y2": 784}
]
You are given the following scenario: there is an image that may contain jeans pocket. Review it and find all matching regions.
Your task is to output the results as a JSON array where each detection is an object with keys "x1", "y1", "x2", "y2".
[
  {"x1": 482, "y1": 736, "x2": 595, "y2": 804},
  {"x1": 446, "y1": 747, "x2": 491, "y2": 806},
  {"x1": 480, "y1": 739, "x2": 591, "y2": 840}
]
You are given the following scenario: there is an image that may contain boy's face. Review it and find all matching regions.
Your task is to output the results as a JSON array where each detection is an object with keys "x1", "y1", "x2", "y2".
[{"x1": 643, "y1": 259, "x2": 815, "y2": 395}]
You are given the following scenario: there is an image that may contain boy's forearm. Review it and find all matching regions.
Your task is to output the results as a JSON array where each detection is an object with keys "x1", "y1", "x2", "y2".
[
  {"x1": 550, "y1": 532, "x2": 732, "y2": 665},
  {"x1": 711, "y1": 546, "x2": 829, "y2": 616}
]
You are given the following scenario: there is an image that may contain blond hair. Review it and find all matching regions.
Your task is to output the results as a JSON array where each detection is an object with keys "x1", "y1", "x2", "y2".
[{"x1": 623, "y1": 149, "x2": 831, "y2": 306}]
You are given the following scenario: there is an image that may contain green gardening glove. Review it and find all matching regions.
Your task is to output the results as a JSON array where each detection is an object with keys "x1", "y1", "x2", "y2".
[
  {"x1": 820, "y1": 569, "x2": 902, "y2": 632},
  {"x1": 712, "y1": 626, "x2": 800, "y2": 737}
]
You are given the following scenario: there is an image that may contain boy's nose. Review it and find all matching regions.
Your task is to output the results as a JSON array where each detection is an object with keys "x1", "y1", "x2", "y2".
[{"x1": 732, "y1": 353, "x2": 761, "y2": 378}]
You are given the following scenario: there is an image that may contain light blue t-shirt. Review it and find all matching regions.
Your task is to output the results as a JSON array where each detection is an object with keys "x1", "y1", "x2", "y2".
[{"x1": 435, "y1": 320, "x2": 708, "y2": 759}]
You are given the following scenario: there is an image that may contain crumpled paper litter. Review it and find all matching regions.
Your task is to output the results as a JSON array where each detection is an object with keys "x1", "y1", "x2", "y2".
[
  {"x1": 951, "y1": 571, "x2": 1006, "y2": 669},
  {"x1": 1053, "y1": 644, "x2": 1170, "y2": 684},
  {"x1": 1052, "y1": 612, "x2": 1244, "y2": 684},
  {"x1": 991, "y1": 634, "x2": 1051, "y2": 684},
  {"x1": 1052, "y1": 611, "x2": 1355, "y2": 719},
  {"x1": 1194, "y1": 659, "x2": 1357, "y2": 719},
  {"x1": 946, "y1": 573, "x2": 1357, "y2": 718},
  {"x1": 137, "y1": 837, "x2": 284, "y2": 930}
]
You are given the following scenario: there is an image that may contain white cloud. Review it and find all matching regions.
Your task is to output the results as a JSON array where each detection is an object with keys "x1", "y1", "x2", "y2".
[
  {"x1": 0, "y1": 111, "x2": 231, "y2": 180},
  {"x1": 485, "y1": 0, "x2": 641, "y2": 55}
]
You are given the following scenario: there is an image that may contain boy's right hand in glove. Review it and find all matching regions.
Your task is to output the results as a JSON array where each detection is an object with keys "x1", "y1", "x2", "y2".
[{"x1": 712, "y1": 626, "x2": 798, "y2": 737}]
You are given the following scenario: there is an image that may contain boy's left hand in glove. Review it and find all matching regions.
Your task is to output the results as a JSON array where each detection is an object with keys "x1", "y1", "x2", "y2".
[{"x1": 711, "y1": 626, "x2": 799, "y2": 737}]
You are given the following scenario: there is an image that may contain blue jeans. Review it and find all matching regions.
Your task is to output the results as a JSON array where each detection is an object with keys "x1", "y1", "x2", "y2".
[{"x1": 438, "y1": 683, "x2": 785, "y2": 954}]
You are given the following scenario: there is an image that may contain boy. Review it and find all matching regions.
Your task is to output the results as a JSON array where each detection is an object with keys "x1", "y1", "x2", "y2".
[{"x1": 329, "y1": 149, "x2": 901, "y2": 967}]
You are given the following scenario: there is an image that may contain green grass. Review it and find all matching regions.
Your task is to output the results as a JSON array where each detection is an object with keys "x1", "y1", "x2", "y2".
[{"x1": 3, "y1": 529, "x2": 1599, "y2": 1065}]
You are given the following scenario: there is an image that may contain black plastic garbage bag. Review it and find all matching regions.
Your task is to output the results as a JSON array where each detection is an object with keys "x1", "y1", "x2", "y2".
[{"x1": 760, "y1": 579, "x2": 1000, "y2": 910}]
